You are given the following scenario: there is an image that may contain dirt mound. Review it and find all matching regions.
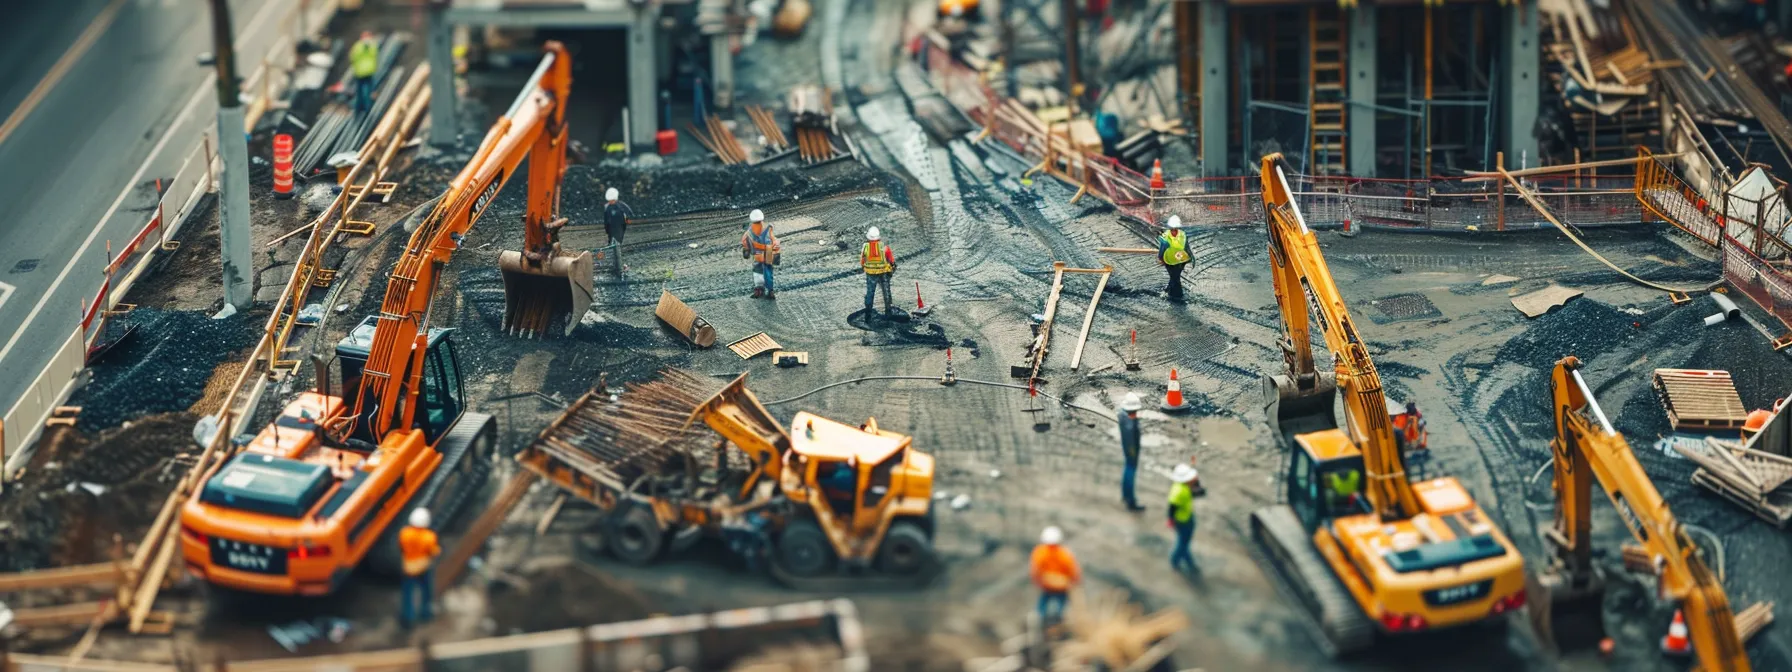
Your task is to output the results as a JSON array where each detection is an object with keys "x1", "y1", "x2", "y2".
[
  {"x1": 486, "y1": 560, "x2": 653, "y2": 633},
  {"x1": 73, "y1": 307, "x2": 257, "y2": 431},
  {"x1": 1494, "y1": 298, "x2": 1647, "y2": 373},
  {"x1": 0, "y1": 413, "x2": 196, "y2": 571}
]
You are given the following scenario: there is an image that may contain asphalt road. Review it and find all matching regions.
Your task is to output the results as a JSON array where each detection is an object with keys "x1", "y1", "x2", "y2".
[{"x1": 0, "y1": 0, "x2": 273, "y2": 431}]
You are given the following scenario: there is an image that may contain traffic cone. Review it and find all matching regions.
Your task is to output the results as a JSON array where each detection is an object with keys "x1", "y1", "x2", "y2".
[
  {"x1": 912, "y1": 281, "x2": 933, "y2": 317},
  {"x1": 940, "y1": 348, "x2": 957, "y2": 386},
  {"x1": 1161, "y1": 368, "x2": 1190, "y2": 412},
  {"x1": 1660, "y1": 609, "x2": 1692, "y2": 656},
  {"x1": 272, "y1": 133, "x2": 294, "y2": 199},
  {"x1": 1149, "y1": 159, "x2": 1166, "y2": 190}
]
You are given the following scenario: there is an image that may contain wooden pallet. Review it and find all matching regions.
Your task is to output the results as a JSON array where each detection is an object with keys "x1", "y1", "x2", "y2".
[
  {"x1": 1692, "y1": 469, "x2": 1792, "y2": 527},
  {"x1": 1653, "y1": 368, "x2": 1749, "y2": 431},
  {"x1": 728, "y1": 332, "x2": 782, "y2": 359}
]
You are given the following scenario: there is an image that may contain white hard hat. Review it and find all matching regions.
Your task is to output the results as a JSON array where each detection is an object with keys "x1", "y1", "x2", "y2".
[
  {"x1": 409, "y1": 508, "x2": 432, "y2": 529},
  {"x1": 1166, "y1": 215, "x2": 1183, "y2": 230},
  {"x1": 605, "y1": 187, "x2": 619, "y2": 201},
  {"x1": 1040, "y1": 526, "x2": 1063, "y2": 545},
  {"x1": 1120, "y1": 393, "x2": 1143, "y2": 413},
  {"x1": 949, "y1": 4, "x2": 964, "y2": 17},
  {"x1": 750, "y1": 209, "x2": 765, "y2": 222},
  {"x1": 1171, "y1": 464, "x2": 1199, "y2": 484},
  {"x1": 866, "y1": 226, "x2": 881, "y2": 241}
]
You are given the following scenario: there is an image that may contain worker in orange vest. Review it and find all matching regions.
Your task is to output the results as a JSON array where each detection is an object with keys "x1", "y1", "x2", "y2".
[
  {"x1": 1030, "y1": 526, "x2": 1079, "y2": 624},
  {"x1": 398, "y1": 508, "x2": 441, "y2": 627},
  {"x1": 741, "y1": 209, "x2": 781, "y2": 299},
  {"x1": 861, "y1": 226, "x2": 896, "y2": 319}
]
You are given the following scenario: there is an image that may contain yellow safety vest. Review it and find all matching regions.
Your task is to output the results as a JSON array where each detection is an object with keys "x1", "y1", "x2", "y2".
[
  {"x1": 351, "y1": 39, "x2": 380, "y2": 78},
  {"x1": 861, "y1": 242, "x2": 892, "y2": 274},
  {"x1": 1160, "y1": 231, "x2": 1190, "y2": 265}
]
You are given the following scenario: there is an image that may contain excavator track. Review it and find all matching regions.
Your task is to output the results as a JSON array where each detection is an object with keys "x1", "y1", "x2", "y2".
[
  {"x1": 367, "y1": 413, "x2": 496, "y2": 577},
  {"x1": 1250, "y1": 505, "x2": 1375, "y2": 657}
]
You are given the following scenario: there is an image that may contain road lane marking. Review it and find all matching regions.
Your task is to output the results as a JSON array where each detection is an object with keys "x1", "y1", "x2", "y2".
[
  {"x1": 0, "y1": 0, "x2": 130, "y2": 149},
  {"x1": 0, "y1": 0, "x2": 281, "y2": 371},
  {"x1": 0, "y1": 281, "x2": 13, "y2": 312}
]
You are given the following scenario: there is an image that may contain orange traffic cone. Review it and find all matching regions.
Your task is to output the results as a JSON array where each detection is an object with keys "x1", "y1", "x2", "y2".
[
  {"x1": 1161, "y1": 368, "x2": 1190, "y2": 412},
  {"x1": 1660, "y1": 609, "x2": 1692, "y2": 656},
  {"x1": 1149, "y1": 159, "x2": 1165, "y2": 190}
]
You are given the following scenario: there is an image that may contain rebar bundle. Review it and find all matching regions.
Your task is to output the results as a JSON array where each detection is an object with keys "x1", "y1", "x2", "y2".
[{"x1": 529, "y1": 370, "x2": 736, "y2": 488}]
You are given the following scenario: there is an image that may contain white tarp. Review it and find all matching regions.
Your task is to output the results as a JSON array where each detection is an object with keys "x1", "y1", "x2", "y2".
[{"x1": 1723, "y1": 166, "x2": 1791, "y2": 258}]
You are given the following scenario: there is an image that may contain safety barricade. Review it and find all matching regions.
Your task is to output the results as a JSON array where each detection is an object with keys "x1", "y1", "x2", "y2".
[{"x1": 1723, "y1": 234, "x2": 1792, "y2": 344}]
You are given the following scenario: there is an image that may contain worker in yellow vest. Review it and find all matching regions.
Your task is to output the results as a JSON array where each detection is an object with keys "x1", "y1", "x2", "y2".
[
  {"x1": 861, "y1": 226, "x2": 896, "y2": 320},
  {"x1": 350, "y1": 32, "x2": 380, "y2": 116},
  {"x1": 1155, "y1": 215, "x2": 1190, "y2": 303},
  {"x1": 398, "y1": 508, "x2": 440, "y2": 627},
  {"x1": 1167, "y1": 464, "x2": 1198, "y2": 573}
]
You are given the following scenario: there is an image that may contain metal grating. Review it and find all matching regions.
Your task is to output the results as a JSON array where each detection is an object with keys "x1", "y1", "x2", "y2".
[
  {"x1": 728, "y1": 332, "x2": 783, "y2": 359},
  {"x1": 1368, "y1": 293, "x2": 1442, "y2": 322}
]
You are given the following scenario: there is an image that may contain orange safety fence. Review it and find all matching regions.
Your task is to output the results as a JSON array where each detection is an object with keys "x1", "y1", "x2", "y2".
[
  {"x1": 1637, "y1": 147, "x2": 1724, "y2": 246},
  {"x1": 1723, "y1": 234, "x2": 1792, "y2": 342}
]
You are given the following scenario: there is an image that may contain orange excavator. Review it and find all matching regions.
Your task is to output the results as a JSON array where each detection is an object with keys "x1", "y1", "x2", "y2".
[
  {"x1": 1536, "y1": 356, "x2": 1751, "y2": 671},
  {"x1": 180, "y1": 43, "x2": 591, "y2": 595},
  {"x1": 1250, "y1": 153, "x2": 1527, "y2": 655}
]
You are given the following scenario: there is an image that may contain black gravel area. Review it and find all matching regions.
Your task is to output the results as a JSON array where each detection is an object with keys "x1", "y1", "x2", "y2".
[
  {"x1": 1493, "y1": 298, "x2": 1652, "y2": 374},
  {"x1": 72, "y1": 307, "x2": 257, "y2": 431}
]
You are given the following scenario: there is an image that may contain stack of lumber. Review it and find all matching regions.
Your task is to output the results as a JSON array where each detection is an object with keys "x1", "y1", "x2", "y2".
[
  {"x1": 1653, "y1": 368, "x2": 1750, "y2": 431},
  {"x1": 1673, "y1": 436, "x2": 1792, "y2": 527},
  {"x1": 1542, "y1": 1, "x2": 1656, "y2": 116}
]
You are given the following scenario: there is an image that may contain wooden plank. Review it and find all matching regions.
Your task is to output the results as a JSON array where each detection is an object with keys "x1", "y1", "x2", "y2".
[
  {"x1": 9, "y1": 602, "x2": 111, "y2": 627},
  {"x1": 0, "y1": 563, "x2": 122, "y2": 592},
  {"x1": 127, "y1": 524, "x2": 179, "y2": 633},
  {"x1": 1028, "y1": 264, "x2": 1068, "y2": 379},
  {"x1": 1069, "y1": 271, "x2": 1111, "y2": 370}
]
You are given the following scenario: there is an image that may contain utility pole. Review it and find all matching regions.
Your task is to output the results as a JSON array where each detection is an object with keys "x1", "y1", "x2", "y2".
[{"x1": 208, "y1": 0, "x2": 253, "y2": 313}]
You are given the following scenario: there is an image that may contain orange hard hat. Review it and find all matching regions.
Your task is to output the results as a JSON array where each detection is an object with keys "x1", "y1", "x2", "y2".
[{"x1": 1745, "y1": 409, "x2": 1773, "y2": 433}]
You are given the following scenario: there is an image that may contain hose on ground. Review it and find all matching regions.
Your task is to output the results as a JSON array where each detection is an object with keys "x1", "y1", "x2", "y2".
[
  {"x1": 1523, "y1": 458, "x2": 1556, "y2": 511},
  {"x1": 759, "y1": 375, "x2": 1118, "y2": 421}
]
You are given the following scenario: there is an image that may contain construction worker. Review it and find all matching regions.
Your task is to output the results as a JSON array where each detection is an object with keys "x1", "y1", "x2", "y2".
[
  {"x1": 350, "y1": 32, "x2": 381, "y2": 116},
  {"x1": 398, "y1": 508, "x2": 440, "y2": 627},
  {"x1": 1030, "y1": 526, "x2": 1079, "y2": 624},
  {"x1": 1167, "y1": 464, "x2": 1198, "y2": 574},
  {"x1": 1392, "y1": 401, "x2": 1427, "y2": 451},
  {"x1": 1117, "y1": 393, "x2": 1145, "y2": 511},
  {"x1": 861, "y1": 226, "x2": 896, "y2": 319},
  {"x1": 1326, "y1": 467, "x2": 1362, "y2": 512},
  {"x1": 1156, "y1": 216, "x2": 1191, "y2": 303},
  {"x1": 741, "y1": 209, "x2": 781, "y2": 299},
  {"x1": 602, "y1": 187, "x2": 632, "y2": 276}
]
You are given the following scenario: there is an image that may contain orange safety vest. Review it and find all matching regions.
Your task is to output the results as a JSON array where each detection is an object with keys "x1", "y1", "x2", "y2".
[
  {"x1": 861, "y1": 241, "x2": 893, "y2": 274},
  {"x1": 1029, "y1": 543, "x2": 1080, "y2": 592},
  {"x1": 743, "y1": 222, "x2": 777, "y2": 264},
  {"x1": 398, "y1": 525, "x2": 440, "y2": 576}
]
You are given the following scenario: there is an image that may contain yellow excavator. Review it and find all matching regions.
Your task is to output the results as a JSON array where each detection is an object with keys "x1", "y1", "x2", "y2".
[
  {"x1": 1249, "y1": 153, "x2": 1527, "y2": 655},
  {"x1": 1537, "y1": 356, "x2": 1750, "y2": 671}
]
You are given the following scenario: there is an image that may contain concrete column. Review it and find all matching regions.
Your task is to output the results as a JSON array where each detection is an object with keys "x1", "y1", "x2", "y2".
[
  {"x1": 710, "y1": 34, "x2": 734, "y2": 109},
  {"x1": 1503, "y1": 0, "x2": 1540, "y2": 166},
  {"x1": 1348, "y1": 3, "x2": 1377, "y2": 177},
  {"x1": 427, "y1": 7, "x2": 456, "y2": 146},
  {"x1": 216, "y1": 107, "x2": 252, "y2": 311},
  {"x1": 629, "y1": 6, "x2": 660, "y2": 150},
  {"x1": 1199, "y1": 0, "x2": 1228, "y2": 175}
]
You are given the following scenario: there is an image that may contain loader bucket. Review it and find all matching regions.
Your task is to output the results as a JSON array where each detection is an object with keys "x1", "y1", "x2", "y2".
[
  {"x1": 1261, "y1": 371, "x2": 1339, "y2": 443},
  {"x1": 498, "y1": 248, "x2": 594, "y2": 337}
]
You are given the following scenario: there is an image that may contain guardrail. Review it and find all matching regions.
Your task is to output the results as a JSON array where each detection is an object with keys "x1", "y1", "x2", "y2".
[
  {"x1": 0, "y1": 599, "x2": 869, "y2": 672},
  {"x1": 1723, "y1": 234, "x2": 1792, "y2": 347},
  {"x1": 0, "y1": 0, "x2": 343, "y2": 484},
  {"x1": 913, "y1": 34, "x2": 1651, "y2": 235}
]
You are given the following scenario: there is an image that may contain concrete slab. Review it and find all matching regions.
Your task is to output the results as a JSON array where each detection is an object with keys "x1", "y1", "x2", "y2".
[{"x1": 1512, "y1": 284, "x2": 1584, "y2": 317}]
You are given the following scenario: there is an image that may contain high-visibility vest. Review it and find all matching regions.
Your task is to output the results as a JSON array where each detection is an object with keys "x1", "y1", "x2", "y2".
[
  {"x1": 1029, "y1": 544, "x2": 1080, "y2": 591},
  {"x1": 398, "y1": 525, "x2": 439, "y2": 576},
  {"x1": 1327, "y1": 470, "x2": 1360, "y2": 499},
  {"x1": 861, "y1": 241, "x2": 893, "y2": 274},
  {"x1": 744, "y1": 222, "x2": 775, "y2": 264},
  {"x1": 351, "y1": 39, "x2": 380, "y2": 79},
  {"x1": 1160, "y1": 231, "x2": 1190, "y2": 265}
]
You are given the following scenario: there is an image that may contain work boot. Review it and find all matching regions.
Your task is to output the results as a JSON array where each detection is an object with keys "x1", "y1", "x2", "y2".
[
  {"x1": 765, "y1": 291, "x2": 777, "y2": 300},
  {"x1": 752, "y1": 287, "x2": 765, "y2": 299},
  {"x1": 1125, "y1": 501, "x2": 1146, "y2": 512}
]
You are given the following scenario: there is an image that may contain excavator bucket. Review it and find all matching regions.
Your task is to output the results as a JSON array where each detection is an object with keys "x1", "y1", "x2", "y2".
[
  {"x1": 1528, "y1": 569, "x2": 1607, "y2": 653},
  {"x1": 1262, "y1": 371, "x2": 1339, "y2": 442},
  {"x1": 498, "y1": 248, "x2": 594, "y2": 337}
]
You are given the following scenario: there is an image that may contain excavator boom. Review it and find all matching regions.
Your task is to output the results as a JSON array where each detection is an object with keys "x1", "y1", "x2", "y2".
[{"x1": 1544, "y1": 357, "x2": 1749, "y2": 671}]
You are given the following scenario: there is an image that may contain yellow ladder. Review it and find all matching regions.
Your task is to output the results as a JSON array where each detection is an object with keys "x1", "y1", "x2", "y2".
[{"x1": 1308, "y1": 6, "x2": 1348, "y2": 175}]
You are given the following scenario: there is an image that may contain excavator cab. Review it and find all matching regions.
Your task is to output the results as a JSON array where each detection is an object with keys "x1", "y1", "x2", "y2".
[
  {"x1": 1286, "y1": 432, "x2": 1372, "y2": 530},
  {"x1": 774, "y1": 413, "x2": 936, "y2": 578},
  {"x1": 334, "y1": 317, "x2": 466, "y2": 445}
]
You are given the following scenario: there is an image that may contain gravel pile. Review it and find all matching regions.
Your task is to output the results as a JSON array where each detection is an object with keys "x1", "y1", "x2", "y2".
[
  {"x1": 74, "y1": 307, "x2": 257, "y2": 431},
  {"x1": 1494, "y1": 298, "x2": 1649, "y2": 373}
]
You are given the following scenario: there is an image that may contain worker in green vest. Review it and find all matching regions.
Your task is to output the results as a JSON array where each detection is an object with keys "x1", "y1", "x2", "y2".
[
  {"x1": 350, "y1": 32, "x2": 380, "y2": 116},
  {"x1": 1155, "y1": 215, "x2": 1190, "y2": 303},
  {"x1": 1327, "y1": 468, "x2": 1361, "y2": 511},
  {"x1": 1167, "y1": 463, "x2": 1198, "y2": 574}
]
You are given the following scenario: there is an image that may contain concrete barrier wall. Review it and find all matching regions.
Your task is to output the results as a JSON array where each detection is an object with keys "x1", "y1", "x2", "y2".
[{"x1": 0, "y1": 329, "x2": 83, "y2": 479}]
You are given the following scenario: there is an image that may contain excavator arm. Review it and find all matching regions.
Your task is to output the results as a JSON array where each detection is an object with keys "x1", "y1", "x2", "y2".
[
  {"x1": 1546, "y1": 356, "x2": 1749, "y2": 671},
  {"x1": 1259, "y1": 153, "x2": 1419, "y2": 520},
  {"x1": 347, "y1": 42, "x2": 584, "y2": 441}
]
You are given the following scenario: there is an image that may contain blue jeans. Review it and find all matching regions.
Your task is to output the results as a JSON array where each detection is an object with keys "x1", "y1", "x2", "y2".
[
  {"x1": 1171, "y1": 519, "x2": 1196, "y2": 572},
  {"x1": 1037, "y1": 590, "x2": 1068, "y2": 623},
  {"x1": 400, "y1": 570, "x2": 433, "y2": 626},
  {"x1": 1121, "y1": 460, "x2": 1138, "y2": 506},
  {"x1": 864, "y1": 273, "x2": 891, "y2": 314},
  {"x1": 354, "y1": 76, "x2": 375, "y2": 115},
  {"x1": 754, "y1": 263, "x2": 774, "y2": 294}
]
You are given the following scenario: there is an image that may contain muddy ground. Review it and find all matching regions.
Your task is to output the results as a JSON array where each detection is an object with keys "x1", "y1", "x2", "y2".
[{"x1": 14, "y1": 0, "x2": 1792, "y2": 670}]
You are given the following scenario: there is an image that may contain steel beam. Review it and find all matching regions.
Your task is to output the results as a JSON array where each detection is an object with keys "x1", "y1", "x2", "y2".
[{"x1": 1200, "y1": 0, "x2": 1229, "y2": 175}]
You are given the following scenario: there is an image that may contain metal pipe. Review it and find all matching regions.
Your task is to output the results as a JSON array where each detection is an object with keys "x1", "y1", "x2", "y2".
[{"x1": 1570, "y1": 369, "x2": 1616, "y2": 435}]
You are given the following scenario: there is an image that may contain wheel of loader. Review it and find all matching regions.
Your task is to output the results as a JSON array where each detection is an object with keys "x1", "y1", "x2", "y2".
[
  {"x1": 876, "y1": 520, "x2": 933, "y2": 575},
  {"x1": 606, "y1": 503, "x2": 665, "y2": 565},
  {"x1": 776, "y1": 520, "x2": 837, "y2": 577}
]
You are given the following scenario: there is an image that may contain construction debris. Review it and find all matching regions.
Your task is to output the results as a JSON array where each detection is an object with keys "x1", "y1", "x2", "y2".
[
  {"x1": 1653, "y1": 368, "x2": 1750, "y2": 431},
  {"x1": 728, "y1": 332, "x2": 783, "y2": 359},
  {"x1": 655, "y1": 290, "x2": 718, "y2": 347},
  {"x1": 1674, "y1": 437, "x2": 1792, "y2": 527},
  {"x1": 1512, "y1": 285, "x2": 1586, "y2": 318}
]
